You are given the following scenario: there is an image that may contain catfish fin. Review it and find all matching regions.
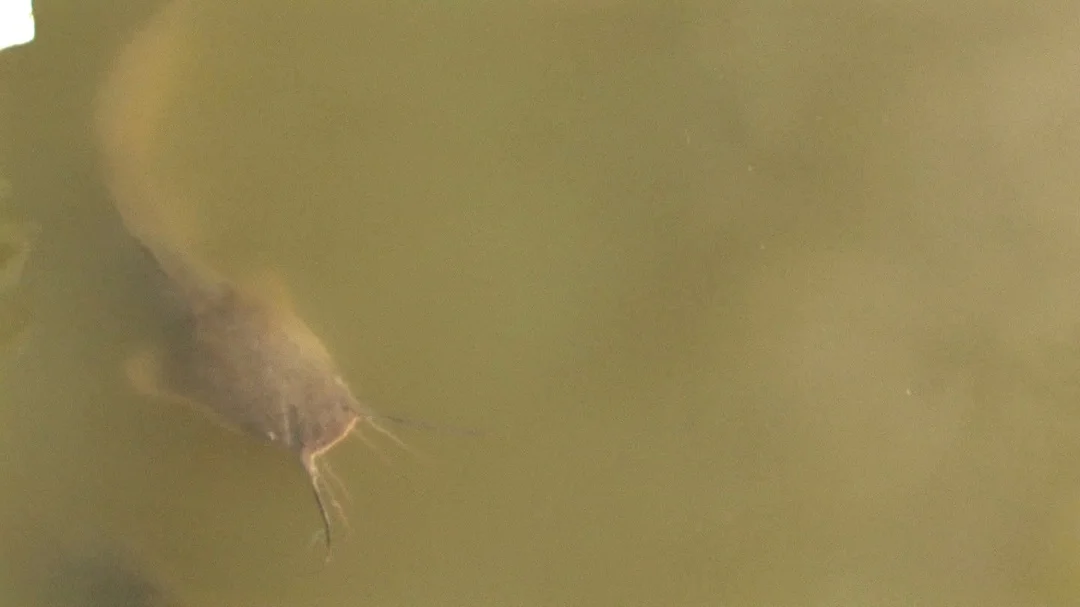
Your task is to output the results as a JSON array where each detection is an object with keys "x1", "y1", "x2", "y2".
[{"x1": 124, "y1": 345, "x2": 243, "y2": 437}]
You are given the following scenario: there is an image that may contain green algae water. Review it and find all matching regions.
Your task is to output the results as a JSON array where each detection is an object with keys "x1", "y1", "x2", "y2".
[{"x1": 5, "y1": 1, "x2": 1080, "y2": 605}]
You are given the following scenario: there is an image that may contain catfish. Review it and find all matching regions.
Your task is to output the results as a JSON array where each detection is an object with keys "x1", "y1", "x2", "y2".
[{"x1": 95, "y1": 0, "x2": 400, "y2": 555}]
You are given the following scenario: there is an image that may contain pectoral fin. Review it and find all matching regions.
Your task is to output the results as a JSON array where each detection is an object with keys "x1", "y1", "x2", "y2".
[
  {"x1": 124, "y1": 345, "x2": 239, "y2": 436},
  {"x1": 124, "y1": 347, "x2": 173, "y2": 399}
]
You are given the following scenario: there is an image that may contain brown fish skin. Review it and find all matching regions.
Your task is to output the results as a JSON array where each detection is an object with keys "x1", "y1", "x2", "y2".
[
  {"x1": 161, "y1": 280, "x2": 360, "y2": 461},
  {"x1": 151, "y1": 268, "x2": 362, "y2": 554},
  {"x1": 95, "y1": 0, "x2": 371, "y2": 554}
]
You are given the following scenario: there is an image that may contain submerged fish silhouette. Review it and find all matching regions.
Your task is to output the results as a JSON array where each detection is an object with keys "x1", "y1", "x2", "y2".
[{"x1": 95, "y1": 0, "x2": 400, "y2": 555}]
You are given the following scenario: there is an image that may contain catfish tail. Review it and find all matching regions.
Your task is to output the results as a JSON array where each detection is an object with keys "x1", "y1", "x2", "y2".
[{"x1": 95, "y1": 0, "x2": 225, "y2": 306}]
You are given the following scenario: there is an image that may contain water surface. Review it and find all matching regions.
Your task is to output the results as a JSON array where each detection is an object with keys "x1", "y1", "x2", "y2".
[{"x1": 4, "y1": 1, "x2": 1080, "y2": 605}]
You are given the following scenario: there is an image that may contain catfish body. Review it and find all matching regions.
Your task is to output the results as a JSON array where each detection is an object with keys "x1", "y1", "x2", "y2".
[
  {"x1": 95, "y1": 0, "x2": 370, "y2": 552},
  {"x1": 157, "y1": 268, "x2": 360, "y2": 466}
]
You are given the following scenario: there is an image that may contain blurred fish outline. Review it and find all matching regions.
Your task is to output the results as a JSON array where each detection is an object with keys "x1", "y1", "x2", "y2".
[
  {"x1": 39, "y1": 543, "x2": 179, "y2": 607},
  {"x1": 0, "y1": 217, "x2": 39, "y2": 354}
]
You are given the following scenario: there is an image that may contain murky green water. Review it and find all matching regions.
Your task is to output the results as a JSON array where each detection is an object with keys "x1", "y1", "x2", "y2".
[{"x1": 5, "y1": 1, "x2": 1080, "y2": 605}]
